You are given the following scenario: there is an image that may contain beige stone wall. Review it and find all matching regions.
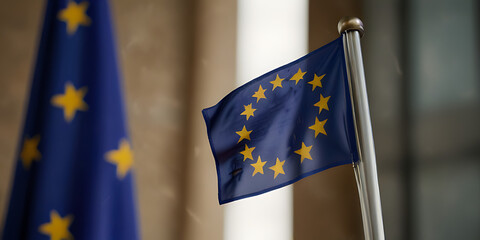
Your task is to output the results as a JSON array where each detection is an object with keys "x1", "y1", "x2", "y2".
[
  {"x1": 112, "y1": 1, "x2": 192, "y2": 239},
  {"x1": 0, "y1": 0, "x2": 43, "y2": 232},
  {"x1": 0, "y1": 0, "x2": 235, "y2": 239},
  {"x1": 179, "y1": 0, "x2": 236, "y2": 239}
]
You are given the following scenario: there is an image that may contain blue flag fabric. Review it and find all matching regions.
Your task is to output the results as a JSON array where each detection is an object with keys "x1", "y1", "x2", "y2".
[
  {"x1": 2, "y1": 0, "x2": 139, "y2": 239},
  {"x1": 203, "y1": 37, "x2": 359, "y2": 204}
]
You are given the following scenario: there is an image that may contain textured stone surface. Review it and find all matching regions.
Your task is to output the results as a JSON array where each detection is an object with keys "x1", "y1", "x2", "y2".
[
  {"x1": 112, "y1": 1, "x2": 192, "y2": 239},
  {"x1": 0, "y1": 0, "x2": 43, "y2": 231},
  {"x1": 180, "y1": 0, "x2": 236, "y2": 239}
]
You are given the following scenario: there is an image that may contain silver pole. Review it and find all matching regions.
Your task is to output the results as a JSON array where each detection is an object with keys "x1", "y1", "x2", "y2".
[{"x1": 338, "y1": 17, "x2": 385, "y2": 240}]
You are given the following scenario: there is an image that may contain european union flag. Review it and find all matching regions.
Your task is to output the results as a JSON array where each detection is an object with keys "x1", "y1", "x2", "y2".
[
  {"x1": 203, "y1": 37, "x2": 359, "y2": 204},
  {"x1": 2, "y1": 0, "x2": 139, "y2": 239}
]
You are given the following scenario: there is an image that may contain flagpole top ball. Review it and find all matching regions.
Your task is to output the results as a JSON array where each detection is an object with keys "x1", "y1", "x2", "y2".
[{"x1": 338, "y1": 17, "x2": 364, "y2": 37}]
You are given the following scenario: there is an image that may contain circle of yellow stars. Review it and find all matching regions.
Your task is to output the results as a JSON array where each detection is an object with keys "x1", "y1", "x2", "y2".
[
  {"x1": 235, "y1": 67, "x2": 330, "y2": 180},
  {"x1": 18, "y1": 3, "x2": 135, "y2": 239}
]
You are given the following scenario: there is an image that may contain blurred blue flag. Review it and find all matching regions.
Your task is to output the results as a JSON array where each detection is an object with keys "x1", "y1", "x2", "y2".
[
  {"x1": 2, "y1": 0, "x2": 140, "y2": 239},
  {"x1": 203, "y1": 37, "x2": 359, "y2": 204}
]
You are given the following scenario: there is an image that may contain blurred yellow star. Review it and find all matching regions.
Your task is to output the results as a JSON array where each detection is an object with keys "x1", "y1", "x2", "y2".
[
  {"x1": 240, "y1": 144, "x2": 255, "y2": 161},
  {"x1": 309, "y1": 117, "x2": 327, "y2": 137},
  {"x1": 51, "y1": 82, "x2": 88, "y2": 122},
  {"x1": 294, "y1": 142, "x2": 312, "y2": 163},
  {"x1": 236, "y1": 125, "x2": 252, "y2": 143},
  {"x1": 269, "y1": 158, "x2": 285, "y2": 179},
  {"x1": 58, "y1": 1, "x2": 91, "y2": 35},
  {"x1": 308, "y1": 74, "x2": 325, "y2": 91},
  {"x1": 106, "y1": 139, "x2": 134, "y2": 179},
  {"x1": 270, "y1": 74, "x2": 284, "y2": 91},
  {"x1": 252, "y1": 85, "x2": 267, "y2": 103},
  {"x1": 20, "y1": 135, "x2": 41, "y2": 169},
  {"x1": 313, "y1": 94, "x2": 330, "y2": 115},
  {"x1": 251, "y1": 156, "x2": 266, "y2": 176},
  {"x1": 38, "y1": 210, "x2": 74, "y2": 240},
  {"x1": 290, "y1": 68, "x2": 306, "y2": 85},
  {"x1": 240, "y1": 103, "x2": 256, "y2": 120}
]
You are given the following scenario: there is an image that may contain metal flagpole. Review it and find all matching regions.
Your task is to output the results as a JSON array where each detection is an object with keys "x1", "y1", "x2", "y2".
[{"x1": 338, "y1": 17, "x2": 385, "y2": 240}]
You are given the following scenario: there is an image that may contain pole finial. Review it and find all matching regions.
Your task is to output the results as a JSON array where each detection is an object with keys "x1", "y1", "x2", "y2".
[{"x1": 338, "y1": 17, "x2": 364, "y2": 37}]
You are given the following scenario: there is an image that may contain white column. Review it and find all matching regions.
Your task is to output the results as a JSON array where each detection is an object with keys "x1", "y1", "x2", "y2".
[{"x1": 224, "y1": 1, "x2": 308, "y2": 239}]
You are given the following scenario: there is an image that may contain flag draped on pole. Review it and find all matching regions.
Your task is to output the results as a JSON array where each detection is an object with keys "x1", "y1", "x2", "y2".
[
  {"x1": 2, "y1": 0, "x2": 140, "y2": 239},
  {"x1": 203, "y1": 37, "x2": 359, "y2": 204}
]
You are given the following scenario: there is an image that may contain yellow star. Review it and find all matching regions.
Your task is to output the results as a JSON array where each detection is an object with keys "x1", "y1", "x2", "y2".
[
  {"x1": 239, "y1": 144, "x2": 255, "y2": 161},
  {"x1": 252, "y1": 85, "x2": 267, "y2": 103},
  {"x1": 51, "y1": 82, "x2": 88, "y2": 122},
  {"x1": 251, "y1": 156, "x2": 266, "y2": 176},
  {"x1": 294, "y1": 142, "x2": 312, "y2": 163},
  {"x1": 309, "y1": 117, "x2": 327, "y2": 137},
  {"x1": 269, "y1": 158, "x2": 285, "y2": 179},
  {"x1": 270, "y1": 74, "x2": 284, "y2": 91},
  {"x1": 313, "y1": 94, "x2": 330, "y2": 114},
  {"x1": 236, "y1": 125, "x2": 252, "y2": 143},
  {"x1": 106, "y1": 139, "x2": 134, "y2": 179},
  {"x1": 308, "y1": 74, "x2": 325, "y2": 91},
  {"x1": 20, "y1": 135, "x2": 41, "y2": 169},
  {"x1": 38, "y1": 210, "x2": 74, "y2": 240},
  {"x1": 58, "y1": 1, "x2": 91, "y2": 35},
  {"x1": 290, "y1": 68, "x2": 306, "y2": 85},
  {"x1": 240, "y1": 103, "x2": 256, "y2": 120}
]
